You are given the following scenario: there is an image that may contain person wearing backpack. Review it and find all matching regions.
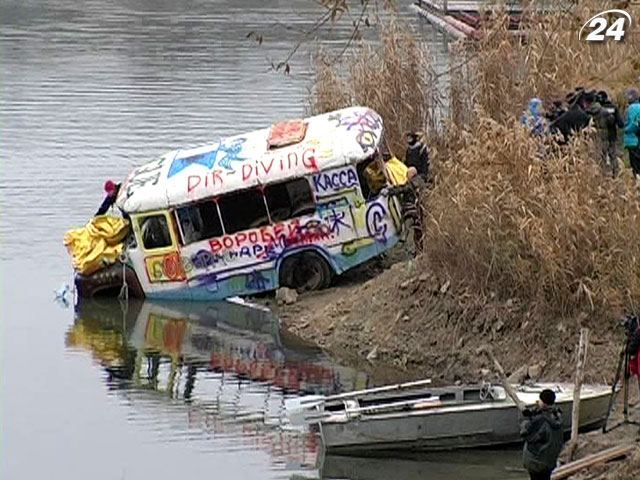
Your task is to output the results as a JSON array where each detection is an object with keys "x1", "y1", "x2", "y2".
[
  {"x1": 624, "y1": 88, "x2": 640, "y2": 183},
  {"x1": 520, "y1": 389, "x2": 564, "y2": 480}
]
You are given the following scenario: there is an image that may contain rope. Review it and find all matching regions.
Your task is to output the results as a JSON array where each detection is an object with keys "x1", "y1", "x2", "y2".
[{"x1": 118, "y1": 255, "x2": 129, "y2": 302}]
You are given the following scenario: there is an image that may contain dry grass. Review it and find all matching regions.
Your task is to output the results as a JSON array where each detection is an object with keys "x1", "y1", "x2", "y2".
[
  {"x1": 309, "y1": 17, "x2": 440, "y2": 157},
  {"x1": 426, "y1": 118, "x2": 640, "y2": 316},
  {"x1": 310, "y1": 1, "x2": 640, "y2": 319}
]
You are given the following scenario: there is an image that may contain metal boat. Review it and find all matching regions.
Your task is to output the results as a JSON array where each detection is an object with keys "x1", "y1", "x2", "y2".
[{"x1": 288, "y1": 380, "x2": 612, "y2": 453}]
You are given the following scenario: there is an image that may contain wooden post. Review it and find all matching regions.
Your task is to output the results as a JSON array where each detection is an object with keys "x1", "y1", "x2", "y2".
[
  {"x1": 568, "y1": 328, "x2": 590, "y2": 461},
  {"x1": 476, "y1": 345, "x2": 526, "y2": 411}
]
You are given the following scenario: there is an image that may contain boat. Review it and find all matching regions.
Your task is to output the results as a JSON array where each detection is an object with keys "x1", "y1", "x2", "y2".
[
  {"x1": 287, "y1": 380, "x2": 613, "y2": 453},
  {"x1": 65, "y1": 106, "x2": 406, "y2": 301}
]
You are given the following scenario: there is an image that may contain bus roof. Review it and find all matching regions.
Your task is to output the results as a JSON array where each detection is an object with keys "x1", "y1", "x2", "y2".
[{"x1": 116, "y1": 106, "x2": 384, "y2": 213}]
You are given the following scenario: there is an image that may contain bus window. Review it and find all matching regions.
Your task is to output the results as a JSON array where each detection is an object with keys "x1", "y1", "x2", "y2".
[
  {"x1": 218, "y1": 188, "x2": 269, "y2": 234},
  {"x1": 139, "y1": 214, "x2": 172, "y2": 250},
  {"x1": 265, "y1": 178, "x2": 315, "y2": 222},
  {"x1": 176, "y1": 202, "x2": 223, "y2": 245}
]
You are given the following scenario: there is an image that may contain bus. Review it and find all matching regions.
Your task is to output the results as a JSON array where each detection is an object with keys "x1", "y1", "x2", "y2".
[{"x1": 75, "y1": 106, "x2": 404, "y2": 300}]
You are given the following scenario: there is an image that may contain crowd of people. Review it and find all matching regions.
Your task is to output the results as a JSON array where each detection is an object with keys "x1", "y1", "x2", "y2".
[{"x1": 520, "y1": 87, "x2": 640, "y2": 180}]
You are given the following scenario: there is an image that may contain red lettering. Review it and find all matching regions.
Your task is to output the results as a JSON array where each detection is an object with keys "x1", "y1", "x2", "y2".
[
  {"x1": 235, "y1": 232, "x2": 248, "y2": 247},
  {"x1": 261, "y1": 157, "x2": 275, "y2": 176},
  {"x1": 248, "y1": 231, "x2": 258, "y2": 244},
  {"x1": 212, "y1": 170, "x2": 223, "y2": 186},
  {"x1": 223, "y1": 236, "x2": 234, "y2": 249},
  {"x1": 287, "y1": 152, "x2": 298, "y2": 170},
  {"x1": 260, "y1": 226, "x2": 274, "y2": 244},
  {"x1": 187, "y1": 175, "x2": 201, "y2": 193},
  {"x1": 273, "y1": 223, "x2": 284, "y2": 239},
  {"x1": 286, "y1": 220, "x2": 300, "y2": 236},
  {"x1": 242, "y1": 163, "x2": 253, "y2": 181},
  {"x1": 302, "y1": 148, "x2": 318, "y2": 171},
  {"x1": 210, "y1": 239, "x2": 223, "y2": 253}
]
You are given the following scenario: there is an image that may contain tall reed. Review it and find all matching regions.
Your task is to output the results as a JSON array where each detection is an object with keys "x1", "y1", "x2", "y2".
[{"x1": 310, "y1": 0, "x2": 640, "y2": 318}]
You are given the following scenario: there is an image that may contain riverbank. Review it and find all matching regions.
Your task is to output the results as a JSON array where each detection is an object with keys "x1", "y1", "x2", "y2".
[{"x1": 271, "y1": 257, "x2": 624, "y2": 384}]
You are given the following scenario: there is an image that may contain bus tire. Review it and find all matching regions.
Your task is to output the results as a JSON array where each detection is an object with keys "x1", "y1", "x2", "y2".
[{"x1": 279, "y1": 251, "x2": 333, "y2": 292}]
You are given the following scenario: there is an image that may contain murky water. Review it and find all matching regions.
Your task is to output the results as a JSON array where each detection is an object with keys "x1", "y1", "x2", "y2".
[{"x1": 1, "y1": 1, "x2": 523, "y2": 479}]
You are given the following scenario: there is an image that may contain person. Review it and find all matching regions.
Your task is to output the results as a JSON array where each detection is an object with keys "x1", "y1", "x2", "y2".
[
  {"x1": 96, "y1": 180, "x2": 121, "y2": 216},
  {"x1": 624, "y1": 88, "x2": 640, "y2": 183},
  {"x1": 549, "y1": 89, "x2": 593, "y2": 143},
  {"x1": 520, "y1": 389, "x2": 564, "y2": 480},
  {"x1": 405, "y1": 131, "x2": 429, "y2": 180},
  {"x1": 520, "y1": 98, "x2": 546, "y2": 136},
  {"x1": 626, "y1": 315, "x2": 640, "y2": 397},
  {"x1": 544, "y1": 100, "x2": 566, "y2": 124},
  {"x1": 595, "y1": 90, "x2": 624, "y2": 177},
  {"x1": 382, "y1": 167, "x2": 426, "y2": 254}
]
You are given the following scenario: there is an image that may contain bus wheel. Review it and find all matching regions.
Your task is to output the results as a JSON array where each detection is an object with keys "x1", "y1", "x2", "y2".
[{"x1": 279, "y1": 252, "x2": 332, "y2": 292}]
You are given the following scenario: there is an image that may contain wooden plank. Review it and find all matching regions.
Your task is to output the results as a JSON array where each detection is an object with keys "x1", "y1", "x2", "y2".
[
  {"x1": 443, "y1": 14, "x2": 481, "y2": 39},
  {"x1": 568, "y1": 328, "x2": 589, "y2": 460},
  {"x1": 476, "y1": 345, "x2": 526, "y2": 411},
  {"x1": 411, "y1": 4, "x2": 469, "y2": 40},
  {"x1": 415, "y1": 0, "x2": 569, "y2": 14},
  {"x1": 299, "y1": 378, "x2": 434, "y2": 405},
  {"x1": 551, "y1": 445, "x2": 636, "y2": 480}
]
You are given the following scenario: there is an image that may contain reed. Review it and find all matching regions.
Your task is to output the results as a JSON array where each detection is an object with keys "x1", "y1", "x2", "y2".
[
  {"x1": 309, "y1": 16, "x2": 440, "y2": 157},
  {"x1": 310, "y1": 0, "x2": 640, "y2": 318}
]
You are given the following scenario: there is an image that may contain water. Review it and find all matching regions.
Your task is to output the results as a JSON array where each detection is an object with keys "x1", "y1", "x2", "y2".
[{"x1": 1, "y1": 1, "x2": 522, "y2": 478}]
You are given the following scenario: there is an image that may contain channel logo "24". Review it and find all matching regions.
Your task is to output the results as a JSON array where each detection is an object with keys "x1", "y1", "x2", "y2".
[{"x1": 579, "y1": 9, "x2": 632, "y2": 42}]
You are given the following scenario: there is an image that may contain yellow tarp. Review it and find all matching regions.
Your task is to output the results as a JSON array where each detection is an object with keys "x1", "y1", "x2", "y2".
[
  {"x1": 364, "y1": 156, "x2": 409, "y2": 193},
  {"x1": 385, "y1": 156, "x2": 409, "y2": 186},
  {"x1": 64, "y1": 215, "x2": 130, "y2": 275}
]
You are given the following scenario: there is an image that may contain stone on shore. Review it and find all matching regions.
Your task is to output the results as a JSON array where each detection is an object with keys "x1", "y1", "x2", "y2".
[{"x1": 276, "y1": 287, "x2": 298, "y2": 305}]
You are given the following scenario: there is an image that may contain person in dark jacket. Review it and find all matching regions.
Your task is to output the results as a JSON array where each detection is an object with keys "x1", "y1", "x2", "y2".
[
  {"x1": 382, "y1": 167, "x2": 426, "y2": 255},
  {"x1": 549, "y1": 90, "x2": 594, "y2": 144},
  {"x1": 96, "y1": 179, "x2": 121, "y2": 216},
  {"x1": 595, "y1": 90, "x2": 625, "y2": 177},
  {"x1": 404, "y1": 132, "x2": 429, "y2": 180},
  {"x1": 544, "y1": 100, "x2": 566, "y2": 124},
  {"x1": 520, "y1": 389, "x2": 564, "y2": 480}
]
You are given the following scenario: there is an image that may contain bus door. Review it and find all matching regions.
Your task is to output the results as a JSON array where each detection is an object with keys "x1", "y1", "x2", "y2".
[
  {"x1": 309, "y1": 165, "x2": 363, "y2": 250},
  {"x1": 131, "y1": 210, "x2": 187, "y2": 295}
]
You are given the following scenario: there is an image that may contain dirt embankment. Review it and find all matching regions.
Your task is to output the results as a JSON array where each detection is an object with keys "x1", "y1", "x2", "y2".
[{"x1": 272, "y1": 259, "x2": 624, "y2": 385}]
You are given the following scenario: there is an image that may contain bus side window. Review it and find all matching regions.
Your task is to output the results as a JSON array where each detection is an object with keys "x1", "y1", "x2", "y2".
[
  {"x1": 139, "y1": 214, "x2": 172, "y2": 250},
  {"x1": 176, "y1": 202, "x2": 223, "y2": 245},
  {"x1": 218, "y1": 188, "x2": 269, "y2": 233},
  {"x1": 265, "y1": 178, "x2": 315, "y2": 222}
]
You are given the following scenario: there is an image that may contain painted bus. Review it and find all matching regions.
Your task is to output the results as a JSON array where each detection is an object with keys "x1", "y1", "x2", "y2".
[{"x1": 75, "y1": 106, "x2": 403, "y2": 300}]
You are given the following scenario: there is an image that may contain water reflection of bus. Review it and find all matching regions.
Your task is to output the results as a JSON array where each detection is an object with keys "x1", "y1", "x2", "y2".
[
  {"x1": 66, "y1": 299, "x2": 370, "y2": 469},
  {"x1": 69, "y1": 299, "x2": 369, "y2": 395}
]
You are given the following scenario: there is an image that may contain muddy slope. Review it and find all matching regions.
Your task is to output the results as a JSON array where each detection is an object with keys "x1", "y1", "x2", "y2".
[{"x1": 276, "y1": 260, "x2": 624, "y2": 384}]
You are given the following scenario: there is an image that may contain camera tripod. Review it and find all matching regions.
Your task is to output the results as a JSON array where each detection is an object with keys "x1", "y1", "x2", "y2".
[{"x1": 602, "y1": 334, "x2": 640, "y2": 433}]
